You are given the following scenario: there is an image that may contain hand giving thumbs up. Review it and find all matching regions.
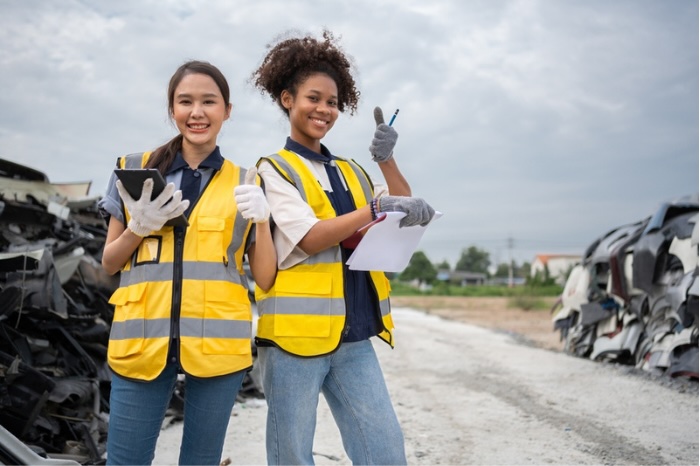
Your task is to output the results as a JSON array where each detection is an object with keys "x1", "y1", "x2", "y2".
[
  {"x1": 369, "y1": 106, "x2": 398, "y2": 163},
  {"x1": 234, "y1": 167, "x2": 270, "y2": 223}
]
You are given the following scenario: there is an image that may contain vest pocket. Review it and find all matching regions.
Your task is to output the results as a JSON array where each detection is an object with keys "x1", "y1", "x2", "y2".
[
  {"x1": 273, "y1": 271, "x2": 332, "y2": 337},
  {"x1": 107, "y1": 283, "x2": 147, "y2": 357},
  {"x1": 133, "y1": 236, "x2": 162, "y2": 266},
  {"x1": 196, "y1": 216, "x2": 226, "y2": 262},
  {"x1": 202, "y1": 281, "x2": 251, "y2": 355}
]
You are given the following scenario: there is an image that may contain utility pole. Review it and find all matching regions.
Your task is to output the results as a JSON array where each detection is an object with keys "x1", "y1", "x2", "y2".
[{"x1": 507, "y1": 236, "x2": 514, "y2": 288}]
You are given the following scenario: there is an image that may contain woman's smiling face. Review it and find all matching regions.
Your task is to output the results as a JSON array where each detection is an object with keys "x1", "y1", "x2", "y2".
[
  {"x1": 282, "y1": 73, "x2": 338, "y2": 152},
  {"x1": 171, "y1": 72, "x2": 231, "y2": 155}
]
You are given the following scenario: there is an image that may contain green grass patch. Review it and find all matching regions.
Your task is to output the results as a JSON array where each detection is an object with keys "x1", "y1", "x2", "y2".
[{"x1": 390, "y1": 281, "x2": 562, "y2": 298}]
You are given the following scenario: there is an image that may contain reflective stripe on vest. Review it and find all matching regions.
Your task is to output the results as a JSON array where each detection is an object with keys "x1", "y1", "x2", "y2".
[
  {"x1": 255, "y1": 149, "x2": 394, "y2": 357},
  {"x1": 107, "y1": 152, "x2": 254, "y2": 380}
]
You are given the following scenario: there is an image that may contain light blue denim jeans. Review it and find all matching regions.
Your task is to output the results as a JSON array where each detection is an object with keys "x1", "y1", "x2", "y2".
[
  {"x1": 106, "y1": 363, "x2": 245, "y2": 465},
  {"x1": 258, "y1": 340, "x2": 406, "y2": 465}
]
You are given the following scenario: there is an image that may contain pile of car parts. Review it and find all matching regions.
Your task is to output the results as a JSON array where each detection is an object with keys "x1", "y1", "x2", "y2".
[
  {"x1": 0, "y1": 158, "x2": 113, "y2": 464},
  {"x1": 0, "y1": 159, "x2": 261, "y2": 464},
  {"x1": 552, "y1": 194, "x2": 699, "y2": 379}
]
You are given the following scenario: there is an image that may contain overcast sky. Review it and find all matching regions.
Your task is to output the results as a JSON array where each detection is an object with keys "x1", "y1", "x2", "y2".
[{"x1": 1, "y1": 0, "x2": 697, "y2": 267}]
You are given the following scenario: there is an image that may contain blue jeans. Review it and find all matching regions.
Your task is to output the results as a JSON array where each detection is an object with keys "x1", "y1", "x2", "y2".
[
  {"x1": 106, "y1": 363, "x2": 245, "y2": 465},
  {"x1": 258, "y1": 340, "x2": 406, "y2": 465}
]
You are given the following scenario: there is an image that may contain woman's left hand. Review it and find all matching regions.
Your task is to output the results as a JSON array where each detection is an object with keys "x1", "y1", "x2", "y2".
[
  {"x1": 234, "y1": 167, "x2": 270, "y2": 223},
  {"x1": 369, "y1": 106, "x2": 398, "y2": 163}
]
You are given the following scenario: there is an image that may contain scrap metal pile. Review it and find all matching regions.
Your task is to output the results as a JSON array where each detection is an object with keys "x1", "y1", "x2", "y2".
[
  {"x1": 0, "y1": 159, "x2": 113, "y2": 464},
  {"x1": 552, "y1": 194, "x2": 699, "y2": 379},
  {"x1": 0, "y1": 159, "x2": 260, "y2": 464}
]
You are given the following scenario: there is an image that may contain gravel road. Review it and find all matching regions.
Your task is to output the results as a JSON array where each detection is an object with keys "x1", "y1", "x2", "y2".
[{"x1": 153, "y1": 308, "x2": 698, "y2": 465}]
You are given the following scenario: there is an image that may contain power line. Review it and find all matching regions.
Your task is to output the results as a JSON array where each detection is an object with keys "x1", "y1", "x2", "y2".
[{"x1": 507, "y1": 236, "x2": 514, "y2": 288}]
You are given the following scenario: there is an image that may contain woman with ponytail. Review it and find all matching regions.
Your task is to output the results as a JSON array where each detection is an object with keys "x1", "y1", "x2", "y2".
[{"x1": 98, "y1": 60, "x2": 276, "y2": 465}]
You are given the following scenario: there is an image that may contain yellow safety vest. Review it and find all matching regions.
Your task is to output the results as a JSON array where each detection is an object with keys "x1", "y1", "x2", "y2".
[
  {"x1": 107, "y1": 152, "x2": 254, "y2": 380},
  {"x1": 255, "y1": 149, "x2": 394, "y2": 357}
]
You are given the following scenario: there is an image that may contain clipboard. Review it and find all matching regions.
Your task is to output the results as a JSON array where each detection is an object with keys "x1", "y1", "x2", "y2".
[
  {"x1": 340, "y1": 214, "x2": 387, "y2": 249},
  {"x1": 114, "y1": 168, "x2": 189, "y2": 227},
  {"x1": 345, "y1": 211, "x2": 442, "y2": 272}
]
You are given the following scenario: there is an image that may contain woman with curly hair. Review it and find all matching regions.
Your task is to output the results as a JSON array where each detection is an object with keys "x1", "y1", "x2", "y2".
[{"x1": 250, "y1": 30, "x2": 434, "y2": 465}]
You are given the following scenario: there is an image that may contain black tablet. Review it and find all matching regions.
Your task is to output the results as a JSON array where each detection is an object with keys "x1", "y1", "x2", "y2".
[{"x1": 114, "y1": 168, "x2": 189, "y2": 227}]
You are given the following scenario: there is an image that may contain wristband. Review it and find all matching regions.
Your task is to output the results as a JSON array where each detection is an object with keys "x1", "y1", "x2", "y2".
[{"x1": 370, "y1": 198, "x2": 378, "y2": 221}]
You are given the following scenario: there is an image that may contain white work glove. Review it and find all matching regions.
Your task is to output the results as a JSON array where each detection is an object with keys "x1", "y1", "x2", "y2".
[
  {"x1": 369, "y1": 107, "x2": 398, "y2": 163},
  {"x1": 377, "y1": 195, "x2": 435, "y2": 228},
  {"x1": 234, "y1": 167, "x2": 270, "y2": 223},
  {"x1": 116, "y1": 178, "x2": 190, "y2": 237}
]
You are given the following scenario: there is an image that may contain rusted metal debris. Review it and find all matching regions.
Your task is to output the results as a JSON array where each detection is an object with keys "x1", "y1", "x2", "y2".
[
  {"x1": 553, "y1": 194, "x2": 699, "y2": 379},
  {"x1": 0, "y1": 159, "x2": 261, "y2": 464}
]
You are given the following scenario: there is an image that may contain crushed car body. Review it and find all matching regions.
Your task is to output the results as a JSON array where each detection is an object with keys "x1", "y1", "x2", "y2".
[
  {"x1": 552, "y1": 194, "x2": 699, "y2": 379},
  {"x1": 0, "y1": 158, "x2": 112, "y2": 464}
]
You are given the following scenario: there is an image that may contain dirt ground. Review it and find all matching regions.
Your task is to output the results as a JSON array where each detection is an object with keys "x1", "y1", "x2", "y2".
[
  {"x1": 390, "y1": 295, "x2": 563, "y2": 351},
  {"x1": 153, "y1": 297, "x2": 699, "y2": 465}
]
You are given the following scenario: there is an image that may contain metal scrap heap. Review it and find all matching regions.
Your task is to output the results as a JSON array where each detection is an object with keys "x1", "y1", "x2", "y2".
[
  {"x1": 553, "y1": 195, "x2": 699, "y2": 379},
  {"x1": 0, "y1": 159, "x2": 116, "y2": 464}
]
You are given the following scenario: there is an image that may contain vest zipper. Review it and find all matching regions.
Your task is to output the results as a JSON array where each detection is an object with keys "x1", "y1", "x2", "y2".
[
  {"x1": 340, "y1": 248, "x2": 350, "y2": 340},
  {"x1": 171, "y1": 229, "x2": 185, "y2": 364}
]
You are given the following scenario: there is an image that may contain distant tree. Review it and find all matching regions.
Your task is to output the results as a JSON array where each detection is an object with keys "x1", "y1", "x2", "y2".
[
  {"x1": 400, "y1": 251, "x2": 437, "y2": 284},
  {"x1": 527, "y1": 263, "x2": 556, "y2": 286},
  {"x1": 435, "y1": 260, "x2": 451, "y2": 271},
  {"x1": 455, "y1": 246, "x2": 490, "y2": 275},
  {"x1": 517, "y1": 261, "x2": 531, "y2": 278},
  {"x1": 494, "y1": 262, "x2": 511, "y2": 278}
]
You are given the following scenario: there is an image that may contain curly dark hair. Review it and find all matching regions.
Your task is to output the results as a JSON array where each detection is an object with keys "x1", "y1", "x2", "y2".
[{"x1": 250, "y1": 29, "x2": 360, "y2": 115}]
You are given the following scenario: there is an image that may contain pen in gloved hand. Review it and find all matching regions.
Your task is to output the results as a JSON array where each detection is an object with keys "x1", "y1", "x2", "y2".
[
  {"x1": 388, "y1": 109, "x2": 399, "y2": 126},
  {"x1": 369, "y1": 107, "x2": 399, "y2": 163}
]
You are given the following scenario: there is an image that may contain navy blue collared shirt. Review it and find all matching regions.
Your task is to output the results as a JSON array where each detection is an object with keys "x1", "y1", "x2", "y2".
[
  {"x1": 284, "y1": 137, "x2": 382, "y2": 342},
  {"x1": 167, "y1": 148, "x2": 224, "y2": 224},
  {"x1": 165, "y1": 146, "x2": 224, "y2": 177}
]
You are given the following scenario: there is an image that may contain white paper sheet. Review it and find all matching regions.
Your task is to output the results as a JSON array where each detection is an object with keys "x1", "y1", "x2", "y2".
[{"x1": 346, "y1": 211, "x2": 442, "y2": 272}]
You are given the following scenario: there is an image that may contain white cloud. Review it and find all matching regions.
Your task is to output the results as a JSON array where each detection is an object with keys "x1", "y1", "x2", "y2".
[{"x1": 0, "y1": 0, "x2": 696, "y2": 265}]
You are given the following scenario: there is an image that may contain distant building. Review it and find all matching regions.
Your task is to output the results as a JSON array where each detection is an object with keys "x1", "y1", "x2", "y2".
[
  {"x1": 436, "y1": 269, "x2": 487, "y2": 286},
  {"x1": 531, "y1": 254, "x2": 581, "y2": 285},
  {"x1": 487, "y1": 276, "x2": 527, "y2": 286}
]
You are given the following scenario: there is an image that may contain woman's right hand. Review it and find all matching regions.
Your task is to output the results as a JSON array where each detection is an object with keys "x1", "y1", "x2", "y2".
[{"x1": 116, "y1": 179, "x2": 189, "y2": 237}]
